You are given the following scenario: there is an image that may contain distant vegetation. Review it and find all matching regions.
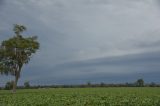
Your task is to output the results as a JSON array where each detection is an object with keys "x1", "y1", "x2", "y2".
[
  {"x1": 0, "y1": 78, "x2": 159, "y2": 90},
  {"x1": 4, "y1": 81, "x2": 14, "y2": 90}
]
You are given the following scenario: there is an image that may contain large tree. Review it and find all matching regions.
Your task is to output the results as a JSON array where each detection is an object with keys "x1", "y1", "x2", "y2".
[{"x1": 0, "y1": 24, "x2": 39, "y2": 92}]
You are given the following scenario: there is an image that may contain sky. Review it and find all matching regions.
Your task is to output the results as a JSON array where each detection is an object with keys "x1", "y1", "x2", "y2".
[{"x1": 0, "y1": 0, "x2": 160, "y2": 86}]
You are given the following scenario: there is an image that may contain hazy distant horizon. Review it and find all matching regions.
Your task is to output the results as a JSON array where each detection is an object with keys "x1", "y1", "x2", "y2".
[{"x1": 0, "y1": 0, "x2": 160, "y2": 85}]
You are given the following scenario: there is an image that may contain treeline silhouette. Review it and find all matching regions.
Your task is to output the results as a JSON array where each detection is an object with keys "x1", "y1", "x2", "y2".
[{"x1": 0, "y1": 79, "x2": 160, "y2": 90}]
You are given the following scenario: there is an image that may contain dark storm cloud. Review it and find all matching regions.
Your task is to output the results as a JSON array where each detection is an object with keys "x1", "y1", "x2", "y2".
[
  {"x1": 52, "y1": 50, "x2": 160, "y2": 72},
  {"x1": 25, "y1": 50, "x2": 159, "y2": 85}
]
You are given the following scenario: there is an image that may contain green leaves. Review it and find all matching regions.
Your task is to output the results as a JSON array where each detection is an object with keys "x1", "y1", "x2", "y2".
[
  {"x1": 13, "y1": 24, "x2": 26, "y2": 36},
  {"x1": 0, "y1": 88, "x2": 160, "y2": 106},
  {"x1": 0, "y1": 24, "x2": 40, "y2": 76}
]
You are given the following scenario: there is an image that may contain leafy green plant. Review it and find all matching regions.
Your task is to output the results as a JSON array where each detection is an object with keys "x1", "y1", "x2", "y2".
[{"x1": 0, "y1": 88, "x2": 160, "y2": 106}]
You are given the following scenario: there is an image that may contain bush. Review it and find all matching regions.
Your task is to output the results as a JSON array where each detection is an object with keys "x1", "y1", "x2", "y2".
[
  {"x1": 24, "y1": 81, "x2": 30, "y2": 88},
  {"x1": 5, "y1": 81, "x2": 14, "y2": 90}
]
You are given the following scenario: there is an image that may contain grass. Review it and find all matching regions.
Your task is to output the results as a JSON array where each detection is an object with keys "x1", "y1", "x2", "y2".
[{"x1": 0, "y1": 87, "x2": 160, "y2": 106}]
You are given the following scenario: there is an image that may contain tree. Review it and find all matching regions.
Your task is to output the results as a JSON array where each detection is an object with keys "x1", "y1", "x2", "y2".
[
  {"x1": 5, "y1": 81, "x2": 14, "y2": 90},
  {"x1": 150, "y1": 82, "x2": 156, "y2": 87},
  {"x1": 24, "y1": 81, "x2": 30, "y2": 88},
  {"x1": 100, "y1": 82, "x2": 105, "y2": 87},
  {"x1": 136, "y1": 79, "x2": 144, "y2": 87},
  {"x1": 0, "y1": 24, "x2": 39, "y2": 92},
  {"x1": 87, "y1": 81, "x2": 91, "y2": 87}
]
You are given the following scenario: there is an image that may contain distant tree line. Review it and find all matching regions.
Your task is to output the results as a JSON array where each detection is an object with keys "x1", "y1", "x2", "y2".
[
  {"x1": 0, "y1": 79, "x2": 160, "y2": 90},
  {"x1": 0, "y1": 81, "x2": 30, "y2": 90}
]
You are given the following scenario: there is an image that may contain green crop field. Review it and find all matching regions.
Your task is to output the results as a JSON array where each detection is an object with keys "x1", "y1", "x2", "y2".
[{"x1": 0, "y1": 87, "x2": 160, "y2": 106}]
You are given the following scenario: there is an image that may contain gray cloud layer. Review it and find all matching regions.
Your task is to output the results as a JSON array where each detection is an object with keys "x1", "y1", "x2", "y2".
[{"x1": 0, "y1": 0, "x2": 160, "y2": 85}]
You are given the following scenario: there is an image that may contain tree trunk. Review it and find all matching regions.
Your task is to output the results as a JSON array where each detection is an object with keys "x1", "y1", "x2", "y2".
[
  {"x1": 12, "y1": 75, "x2": 19, "y2": 93},
  {"x1": 12, "y1": 65, "x2": 22, "y2": 93}
]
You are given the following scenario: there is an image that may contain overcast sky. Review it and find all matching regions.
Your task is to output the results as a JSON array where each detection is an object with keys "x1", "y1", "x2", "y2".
[{"x1": 0, "y1": 0, "x2": 160, "y2": 85}]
